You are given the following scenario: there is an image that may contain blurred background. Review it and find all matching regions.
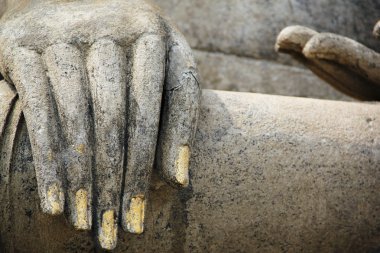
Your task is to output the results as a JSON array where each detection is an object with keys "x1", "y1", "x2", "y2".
[{"x1": 152, "y1": 0, "x2": 380, "y2": 101}]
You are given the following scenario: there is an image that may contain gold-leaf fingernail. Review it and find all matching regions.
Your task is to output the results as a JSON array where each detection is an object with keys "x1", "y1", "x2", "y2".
[
  {"x1": 99, "y1": 210, "x2": 117, "y2": 250},
  {"x1": 175, "y1": 145, "x2": 190, "y2": 187},
  {"x1": 75, "y1": 189, "x2": 89, "y2": 230},
  {"x1": 125, "y1": 195, "x2": 145, "y2": 234},
  {"x1": 47, "y1": 183, "x2": 64, "y2": 215},
  {"x1": 75, "y1": 144, "x2": 86, "y2": 155}
]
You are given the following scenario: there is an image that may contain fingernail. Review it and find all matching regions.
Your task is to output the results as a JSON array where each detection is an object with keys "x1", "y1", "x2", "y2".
[
  {"x1": 125, "y1": 195, "x2": 145, "y2": 234},
  {"x1": 99, "y1": 210, "x2": 117, "y2": 250},
  {"x1": 174, "y1": 145, "x2": 190, "y2": 187},
  {"x1": 74, "y1": 189, "x2": 89, "y2": 230},
  {"x1": 47, "y1": 183, "x2": 64, "y2": 215}
]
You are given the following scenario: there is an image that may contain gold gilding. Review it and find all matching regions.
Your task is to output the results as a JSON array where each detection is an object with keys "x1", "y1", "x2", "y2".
[
  {"x1": 99, "y1": 210, "x2": 117, "y2": 250},
  {"x1": 47, "y1": 183, "x2": 64, "y2": 215},
  {"x1": 125, "y1": 195, "x2": 145, "y2": 234},
  {"x1": 75, "y1": 144, "x2": 86, "y2": 154},
  {"x1": 47, "y1": 151, "x2": 54, "y2": 161},
  {"x1": 175, "y1": 145, "x2": 190, "y2": 187},
  {"x1": 75, "y1": 189, "x2": 89, "y2": 230}
]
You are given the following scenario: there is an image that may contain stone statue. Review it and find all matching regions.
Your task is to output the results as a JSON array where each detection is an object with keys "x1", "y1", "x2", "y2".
[
  {"x1": 0, "y1": 0, "x2": 200, "y2": 250},
  {"x1": 1, "y1": 0, "x2": 380, "y2": 252}
]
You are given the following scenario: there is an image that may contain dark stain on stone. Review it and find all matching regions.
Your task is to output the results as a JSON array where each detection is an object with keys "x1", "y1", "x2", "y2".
[{"x1": 168, "y1": 184, "x2": 194, "y2": 253}]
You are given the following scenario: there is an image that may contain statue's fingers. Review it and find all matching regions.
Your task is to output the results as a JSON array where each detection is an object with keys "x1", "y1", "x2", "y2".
[
  {"x1": 302, "y1": 58, "x2": 380, "y2": 100},
  {"x1": 87, "y1": 40, "x2": 127, "y2": 250},
  {"x1": 156, "y1": 28, "x2": 201, "y2": 188},
  {"x1": 275, "y1": 26, "x2": 380, "y2": 100},
  {"x1": 8, "y1": 48, "x2": 64, "y2": 215},
  {"x1": 303, "y1": 33, "x2": 380, "y2": 85},
  {"x1": 275, "y1": 25, "x2": 317, "y2": 54},
  {"x1": 44, "y1": 44, "x2": 92, "y2": 230},
  {"x1": 121, "y1": 35, "x2": 165, "y2": 234},
  {"x1": 0, "y1": 80, "x2": 17, "y2": 139}
]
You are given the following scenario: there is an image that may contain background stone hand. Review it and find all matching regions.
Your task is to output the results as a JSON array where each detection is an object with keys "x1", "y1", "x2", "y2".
[
  {"x1": 0, "y1": 0, "x2": 200, "y2": 249},
  {"x1": 275, "y1": 24, "x2": 380, "y2": 101}
]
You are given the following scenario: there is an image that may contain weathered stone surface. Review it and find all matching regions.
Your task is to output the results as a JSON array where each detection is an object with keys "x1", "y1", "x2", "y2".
[
  {"x1": 2, "y1": 90, "x2": 380, "y2": 252},
  {"x1": 194, "y1": 50, "x2": 352, "y2": 100},
  {"x1": 1, "y1": 1, "x2": 379, "y2": 252}
]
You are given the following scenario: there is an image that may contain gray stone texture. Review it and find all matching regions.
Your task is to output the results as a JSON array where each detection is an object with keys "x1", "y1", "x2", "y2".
[
  {"x1": 1, "y1": 90, "x2": 380, "y2": 252},
  {"x1": 194, "y1": 50, "x2": 352, "y2": 100},
  {"x1": 152, "y1": 0, "x2": 380, "y2": 100}
]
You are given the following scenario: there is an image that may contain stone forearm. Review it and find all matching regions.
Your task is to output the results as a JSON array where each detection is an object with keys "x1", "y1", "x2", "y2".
[{"x1": 1, "y1": 90, "x2": 380, "y2": 252}]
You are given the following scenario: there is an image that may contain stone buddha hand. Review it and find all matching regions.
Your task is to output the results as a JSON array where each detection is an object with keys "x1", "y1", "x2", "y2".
[{"x1": 0, "y1": 0, "x2": 200, "y2": 249}]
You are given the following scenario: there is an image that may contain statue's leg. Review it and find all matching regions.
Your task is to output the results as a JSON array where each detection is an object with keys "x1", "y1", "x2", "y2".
[{"x1": 2, "y1": 90, "x2": 380, "y2": 252}]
